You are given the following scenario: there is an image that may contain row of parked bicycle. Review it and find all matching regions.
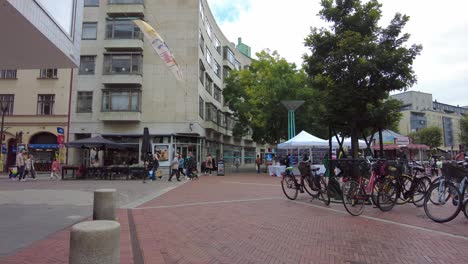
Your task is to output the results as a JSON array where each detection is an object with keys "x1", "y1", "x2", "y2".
[{"x1": 280, "y1": 157, "x2": 468, "y2": 223}]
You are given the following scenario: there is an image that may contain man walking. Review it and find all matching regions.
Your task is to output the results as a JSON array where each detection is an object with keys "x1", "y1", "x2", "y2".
[
  {"x1": 16, "y1": 150, "x2": 26, "y2": 181},
  {"x1": 186, "y1": 152, "x2": 198, "y2": 180}
]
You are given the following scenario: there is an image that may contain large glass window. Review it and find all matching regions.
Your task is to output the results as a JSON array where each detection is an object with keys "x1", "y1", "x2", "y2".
[
  {"x1": 35, "y1": 0, "x2": 74, "y2": 36},
  {"x1": 37, "y1": 94, "x2": 55, "y2": 115},
  {"x1": 213, "y1": 60, "x2": 221, "y2": 78},
  {"x1": 106, "y1": 20, "x2": 142, "y2": 39},
  {"x1": 199, "y1": 29, "x2": 204, "y2": 54},
  {"x1": 82, "y1": 22, "x2": 97, "y2": 40},
  {"x1": 84, "y1": 0, "x2": 99, "y2": 6},
  {"x1": 103, "y1": 54, "x2": 142, "y2": 74},
  {"x1": 108, "y1": 0, "x2": 144, "y2": 4},
  {"x1": 223, "y1": 47, "x2": 236, "y2": 66},
  {"x1": 102, "y1": 89, "x2": 140, "y2": 112},
  {"x1": 76, "y1": 91, "x2": 93, "y2": 113},
  {"x1": 0, "y1": 94, "x2": 14, "y2": 115},
  {"x1": 199, "y1": 96, "x2": 204, "y2": 119},
  {"x1": 205, "y1": 47, "x2": 212, "y2": 67},
  {"x1": 199, "y1": 60, "x2": 205, "y2": 85},
  {"x1": 205, "y1": 103, "x2": 217, "y2": 123},
  {"x1": 79, "y1": 56, "x2": 96, "y2": 75},
  {"x1": 205, "y1": 74, "x2": 213, "y2": 95},
  {"x1": 214, "y1": 36, "x2": 221, "y2": 54},
  {"x1": 39, "y1": 69, "x2": 58, "y2": 79},
  {"x1": 213, "y1": 84, "x2": 221, "y2": 102},
  {"x1": 0, "y1": 70, "x2": 17, "y2": 79}
]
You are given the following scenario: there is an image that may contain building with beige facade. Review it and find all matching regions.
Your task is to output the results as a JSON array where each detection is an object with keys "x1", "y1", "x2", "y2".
[
  {"x1": 0, "y1": 69, "x2": 72, "y2": 172},
  {"x1": 69, "y1": 0, "x2": 255, "y2": 167},
  {"x1": 391, "y1": 91, "x2": 467, "y2": 151}
]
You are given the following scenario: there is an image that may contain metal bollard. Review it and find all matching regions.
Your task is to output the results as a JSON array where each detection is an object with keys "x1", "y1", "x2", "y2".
[
  {"x1": 69, "y1": 220, "x2": 120, "y2": 264},
  {"x1": 93, "y1": 189, "x2": 116, "y2": 220}
]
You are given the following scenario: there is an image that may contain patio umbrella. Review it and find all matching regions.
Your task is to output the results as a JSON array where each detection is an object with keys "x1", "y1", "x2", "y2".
[
  {"x1": 65, "y1": 135, "x2": 122, "y2": 149},
  {"x1": 141, "y1": 127, "x2": 152, "y2": 162}
]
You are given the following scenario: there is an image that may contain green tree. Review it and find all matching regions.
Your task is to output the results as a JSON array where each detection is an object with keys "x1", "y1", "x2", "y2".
[
  {"x1": 303, "y1": 0, "x2": 422, "y2": 158},
  {"x1": 460, "y1": 115, "x2": 468, "y2": 145},
  {"x1": 223, "y1": 50, "x2": 322, "y2": 144},
  {"x1": 408, "y1": 126, "x2": 442, "y2": 149}
]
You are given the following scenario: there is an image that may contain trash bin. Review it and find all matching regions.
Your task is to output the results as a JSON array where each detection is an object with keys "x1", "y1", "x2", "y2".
[{"x1": 217, "y1": 160, "x2": 225, "y2": 176}]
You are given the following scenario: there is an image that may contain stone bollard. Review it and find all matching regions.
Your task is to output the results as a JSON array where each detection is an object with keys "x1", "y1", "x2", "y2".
[
  {"x1": 69, "y1": 220, "x2": 120, "y2": 264},
  {"x1": 93, "y1": 189, "x2": 116, "y2": 220}
]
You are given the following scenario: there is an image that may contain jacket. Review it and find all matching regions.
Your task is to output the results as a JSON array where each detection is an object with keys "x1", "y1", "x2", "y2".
[{"x1": 16, "y1": 153, "x2": 25, "y2": 167}]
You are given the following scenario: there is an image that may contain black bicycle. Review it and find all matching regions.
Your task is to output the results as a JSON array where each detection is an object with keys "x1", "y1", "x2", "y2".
[{"x1": 281, "y1": 166, "x2": 330, "y2": 205}]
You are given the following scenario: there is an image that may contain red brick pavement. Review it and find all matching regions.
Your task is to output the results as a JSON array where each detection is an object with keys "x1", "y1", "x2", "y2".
[{"x1": 3, "y1": 173, "x2": 468, "y2": 264}]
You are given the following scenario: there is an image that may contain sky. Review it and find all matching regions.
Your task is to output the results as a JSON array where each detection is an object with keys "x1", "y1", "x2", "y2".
[{"x1": 206, "y1": 0, "x2": 468, "y2": 107}]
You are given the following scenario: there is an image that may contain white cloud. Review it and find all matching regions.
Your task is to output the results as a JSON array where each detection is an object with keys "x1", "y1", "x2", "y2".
[{"x1": 207, "y1": 0, "x2": 468, "y2": 106}]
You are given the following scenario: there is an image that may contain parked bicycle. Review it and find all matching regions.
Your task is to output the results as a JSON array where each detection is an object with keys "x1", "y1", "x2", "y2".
[{"x1": 281, "y1": 165, "x2": 330, "y2": 205}]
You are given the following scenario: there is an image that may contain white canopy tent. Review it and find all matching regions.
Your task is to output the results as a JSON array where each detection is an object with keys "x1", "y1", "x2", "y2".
[
  {"x1": 331, "y1": 137, "x2": 367, "y2": 149},
  {"x1": 277, "y1": 131, "x2": 329, "y2": 149}
]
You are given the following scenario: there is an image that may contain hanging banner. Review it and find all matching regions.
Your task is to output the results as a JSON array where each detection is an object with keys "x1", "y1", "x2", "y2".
[{"x1": 133, "y1": 19, "x2": 183, "y2": 82}]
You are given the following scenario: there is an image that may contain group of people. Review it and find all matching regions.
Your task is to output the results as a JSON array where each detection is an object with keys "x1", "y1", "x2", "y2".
[
  {"x1": 12, "y1": 149, "x2": 37, "y2": 181},
  {"x1": 144, "y1": 151, "x2": 198, "y2": 183}
]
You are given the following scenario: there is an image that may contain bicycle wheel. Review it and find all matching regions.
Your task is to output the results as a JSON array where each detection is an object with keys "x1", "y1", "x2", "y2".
[
  {"x1": 303, "y1": 175, "x2": 319, "y2": 197},
  {"x1": 412, "y1": 178, "x2": 428, "y2": 207},
  {"x1": 281, "y1": 174, "x2": 299, "y2": 200},
  {"x1": 377, "y1": 178, "x2": 398, "y2": 212},
  {"x1": 464, "y1": 200, "x2": 468, "y2": 219},
  {"x1": 396, "y1": 174, "x2": 413, "y2": 205},
  {"x1": 342, "y1": 180, "x2": 365, "y2": 216},
  {"x1": 319, "y1": 177, "x2": 330, "y2": 205},
  {"x1": 423, "y1": 181, "x2": 462, "y2": 223}
]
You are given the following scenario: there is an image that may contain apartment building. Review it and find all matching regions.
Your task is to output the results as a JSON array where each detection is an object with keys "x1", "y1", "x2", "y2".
[
  {"x1": 0, "y1": 69, "x2": 72, "y2": 172},
  {"x1": 391, "y1": 91, "x2": 467, "y2": 151},
  {"x1": 69, "y1": 0, "x2": 254, "y2": 167}
]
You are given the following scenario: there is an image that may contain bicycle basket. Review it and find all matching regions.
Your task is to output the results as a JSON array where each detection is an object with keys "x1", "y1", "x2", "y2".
[
  {"x1": 441, "y1": 162, "x2": 467, "y2": 182},
  {"x1": 298, "y1": 161, "x2": 311, "y2": 176}
]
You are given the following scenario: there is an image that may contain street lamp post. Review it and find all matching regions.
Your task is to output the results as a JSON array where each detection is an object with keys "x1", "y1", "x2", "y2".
[
  {"x1": 0, "y1": 100, "x2": 8, "y2": 173},
  {"x1": 281, "y1": 100, "x2": 305, "y2": 140}
]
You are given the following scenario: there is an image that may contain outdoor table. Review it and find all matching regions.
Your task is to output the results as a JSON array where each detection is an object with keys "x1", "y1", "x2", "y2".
[
  {"x1": 107, "y1": 165, "x2": 130, "y2": 180},
  {"x1": 128, "y1": 166, "x2": 145, "y2": 179},
  {"x1": 268, "y1": 165, "x2": 286, "y2": 177},
  {"x1": 87, "y1": 166, "x2": 109, "y2": 179},
  {"x1": 62, "y1": 165, "x2": 79, "y2": 180}
]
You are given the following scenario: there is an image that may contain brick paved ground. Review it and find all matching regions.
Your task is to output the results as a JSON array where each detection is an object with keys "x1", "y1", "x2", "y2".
[{"x1": 2, "y1": 173, "x2": 468, "y2": 264}]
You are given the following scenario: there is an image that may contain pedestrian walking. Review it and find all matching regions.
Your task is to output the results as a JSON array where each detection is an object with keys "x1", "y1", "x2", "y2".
[
  {"x1": 255, "y1": 155, "x2": 261, "y2": 174},
  {"x1": 50, "y1": 158, "x2": 61, "y2": 180},
  {"x1": 186, "y1": 151, "x2": 198, "y2": 180},
  {"x1": 234, "y1": 155, "x2": 240, "y2": 172},
  {"x1": 205, "y1": 154, "x2": 213, "y2": 175},
  {"x1": 23, "y1": 154, "x2": 37, "y2": 180},
  {"x1": 169, "y1": 153, "x2": 181, "y2": 181},
  {"x1": 145, "y1": 152, "x2": 160, "y2": 182},
  {"x1": 16, "y1": 150, "x2": 26, "y2": 181},
  {"x1": 178, "y1": 154, "x2": 186, "y2": 179}
]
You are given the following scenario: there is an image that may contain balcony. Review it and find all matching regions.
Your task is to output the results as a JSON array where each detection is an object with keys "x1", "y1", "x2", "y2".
[
  {"x1": 101, "y1": 74, "x2": 142, "y2": 85},
  {"x1": 104, "y1": 20, "x2": 144, "y2": 50},
  {"x1": 100, "y1": 111, "x2": 141, "y2": 122},
  {"x1": 102, "y1": 53, "x2": 143, "y2": 84},
  {"x1": 107, "y1": 0, "x2": 144, "y2": 16},
  {"x1": 104, "y1": 39, "x2": 143, "y2": 50}
]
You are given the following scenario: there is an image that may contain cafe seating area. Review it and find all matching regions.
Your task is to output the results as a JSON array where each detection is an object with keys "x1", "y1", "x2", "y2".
[{"x1": 61, "y1": 165, "x2": 146, "y2": 180}]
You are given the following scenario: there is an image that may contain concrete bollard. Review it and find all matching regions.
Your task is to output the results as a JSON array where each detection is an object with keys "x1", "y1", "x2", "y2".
[
  {"x1": 69, "y1": 220, "x2": 120, "y2": 264},
  {"x1": 93, "y1": 189, "x2": 116, "y2": 220}
]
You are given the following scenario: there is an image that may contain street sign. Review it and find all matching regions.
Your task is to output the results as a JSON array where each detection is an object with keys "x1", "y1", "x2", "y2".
[
  {"x1": 57, "y1": 135, "x2": 64, "y2": 144},
  {"x1": 57, "y1": 127, "x2": 64, "y2": 134}
]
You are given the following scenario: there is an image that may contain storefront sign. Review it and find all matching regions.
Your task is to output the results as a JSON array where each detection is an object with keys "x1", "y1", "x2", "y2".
[
  {"x1": 152, "y1": 143, "x2": 171, "y2": 167},
  {"x1": 395, "y1": 136, "x2": 410, "y2": 145}
]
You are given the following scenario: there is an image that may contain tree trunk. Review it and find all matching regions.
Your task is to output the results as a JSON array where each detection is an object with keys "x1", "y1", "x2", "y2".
[
  {"x1": 379, "y1": 128, "x2": 384, "y2": 158},
  {"x1": 351, "y1": 126, "x2": 359, "y2": 160}
]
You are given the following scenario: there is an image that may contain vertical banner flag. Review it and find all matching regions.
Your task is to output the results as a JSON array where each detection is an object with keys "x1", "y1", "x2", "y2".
[{"x1": 133, "y1": 20, "x2": 183, "y2": 82}]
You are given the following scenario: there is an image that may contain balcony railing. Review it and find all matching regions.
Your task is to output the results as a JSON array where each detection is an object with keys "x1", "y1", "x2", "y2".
[
  {"x1": 103, "y1": 54, "x2": 143, "y2": 75},
  {"x1": 106, "y1": 21, "x2": 143, "y2": 40}
]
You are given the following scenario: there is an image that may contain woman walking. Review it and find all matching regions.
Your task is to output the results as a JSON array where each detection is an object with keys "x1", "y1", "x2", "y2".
[{"x1": 169, "y1": 153, "x2": 181, "y2": 181}]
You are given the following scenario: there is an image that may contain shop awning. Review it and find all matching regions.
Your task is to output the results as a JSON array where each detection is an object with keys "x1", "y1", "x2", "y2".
[{"x1": 28, "y1": 144, "x2": 59, "y2": 149}]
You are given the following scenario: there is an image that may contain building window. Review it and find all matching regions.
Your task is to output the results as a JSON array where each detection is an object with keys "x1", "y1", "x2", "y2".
[
  {"x1": 213, "y1": 84, "x2": 221, "y2": 102},
  {"x1": 214, "y1": 36, "x2": 221, "y2": 54},
  {"x1": 84, "y1": 0, "x2": 99, "y2": 6},
  {"x1": 79, "y1": 56, "x2": 96, "y2": 75},
  {"x1": 205, "y1": 74, "x2": 213, "y2": 95},
  {"x1": 108, "y1": 0, "x2": 144, "y2": 4},
  {"x1": 199, "y1": 30, "x2": 204, "y2": 54},
  {"x1": 199, "y1": 96, "x2": 204, "y2": 119},
  {"x1": 223, "y1": 47, "x2": 236, "y2": 65},
  {"x1": 102, "y1": 89, "x2": 141, "y2": 112},
  {"x1": 213, "y1": 60, "x2": 221, "y2": 78},
  {"x1": 106, "y1": 20, "x2": 142, "y2": 39},
  {"x1": 205, "y1": 46, "x2": 212, "y2": 67},
  {"x1": 218, "y1": 111, "x2": 226, "y2": 128},
  {"x1": 199, "y1": 0, "x2": 205, "y2": 20},
  {"x1": 205, "y1": 21, "x2": 212, "y2": 40},
  {"x1": 103, "y1": 54, "x2": 142, "y2": 74},
  {"x1": 37, "y1": 94, "x2": 55, "y2": 115},
  {"x1": 76, "y1": 91, "x2": 93, "y2": 113},
  {"x1": 205, "y1": 103, "x2": 217, "y2": 123},
  {"x1": 39, "y1": 69, "x2": 58, "y2": 79},
  {"x1": 0, "y1": 69, "x2": 17, "y2": 79},
  {"x1": 199, "y1": 60, "x2": 205, "y2": 85},
  {"x1": 0, "y1": 94, "x2": 14, "y2": 115},
  {"x1": 82, "y1": 22, "x2": 97, "y2": 40}
]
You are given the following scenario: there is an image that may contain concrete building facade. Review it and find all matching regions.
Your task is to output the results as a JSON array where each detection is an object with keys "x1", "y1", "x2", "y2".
[
  {"x1": 391, "y1": 91, "x2": 467, "y2": 151},
  {"x1": 69, "y1": 0, "x2": 255, "y2": 167}
]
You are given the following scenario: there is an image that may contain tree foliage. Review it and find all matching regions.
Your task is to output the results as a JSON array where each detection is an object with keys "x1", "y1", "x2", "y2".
[
  {"x1": 460, "y1": 115, "x2": 468, "y2": 145},
  {"x1": 408, "y1": 126, "x2": 442, "y2": 149},
  {"x1": 303, "y1": 0, "x2": 422, "y2": 158},
  {"x1": 223, "y1": 51, "x2": 324, "y2": 144}
]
